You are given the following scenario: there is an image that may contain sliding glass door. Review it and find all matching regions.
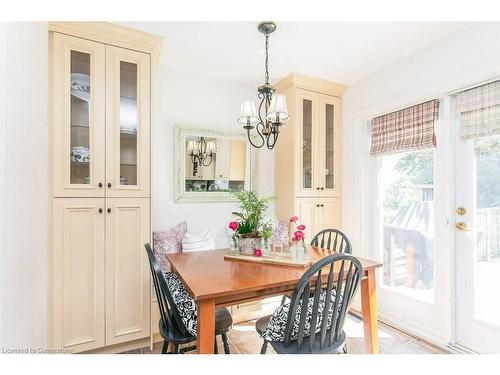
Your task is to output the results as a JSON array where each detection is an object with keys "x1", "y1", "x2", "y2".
[
  {"x1": 380, "y1": 149, "x2": 435, "y2": 302},
  {"x1": 455, "y1": 134, "x2": 500, "y2": 353},
  {"x1": 375, "y1": 148, "x2": 445, "y2": 341}
]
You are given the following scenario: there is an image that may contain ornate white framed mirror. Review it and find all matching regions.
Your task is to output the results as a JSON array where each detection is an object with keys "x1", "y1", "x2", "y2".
[{"x1": 174, "y1": 125, "x2": 257, "y2": 202}]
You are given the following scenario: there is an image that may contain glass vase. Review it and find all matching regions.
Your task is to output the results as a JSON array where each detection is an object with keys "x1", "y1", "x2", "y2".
[
  {"x1": 230, "y1": 237, "x2": 238, "y2": 255},
  {"x1": 291, "y1": 242, "x2": 307, "y2": 262},
  {"x1": 262, "y1": 238, "x2": 270, "y2": 256}
]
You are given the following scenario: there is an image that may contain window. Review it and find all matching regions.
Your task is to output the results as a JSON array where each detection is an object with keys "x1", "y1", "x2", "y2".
[{"x1": 380, "y1": 149, "x2": 434, "y2": 301}]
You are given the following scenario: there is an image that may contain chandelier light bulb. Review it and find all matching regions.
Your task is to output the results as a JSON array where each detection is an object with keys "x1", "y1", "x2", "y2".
[
  {"x1": 238, "y1": 100, "x2": 259, "y2": 127},
  {"x1": 267, "y1": 94, "x2": 289, "y2": 124}
]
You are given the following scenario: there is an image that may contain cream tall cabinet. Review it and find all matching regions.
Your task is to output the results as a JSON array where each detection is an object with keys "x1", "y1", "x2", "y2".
[
  {"x1": 274, "y1": 74, "x2": 345, "y2": 239},
  {"x1": 49, "y1": 23, "x2": 162, "y2": 353}
]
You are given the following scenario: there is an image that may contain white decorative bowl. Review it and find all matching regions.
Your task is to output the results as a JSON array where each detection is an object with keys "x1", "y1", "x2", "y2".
[{"x1": 71, "y1": 146, "x2": 90, "y2": 163}]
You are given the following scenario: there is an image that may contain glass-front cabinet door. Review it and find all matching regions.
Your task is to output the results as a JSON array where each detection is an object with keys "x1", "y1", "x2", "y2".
[
  {"x1": 296, "y1": 89, "x2": 319, "y2": 197},
  {"x1": 52, "y1": 33, "x2": 106, "y2": 197},
  {"x1": 319, "y1": 94, "x2": 341, "y2": 197},
  {"x1": 106, "y1": 46, "x2": 151, "y2": 198}
]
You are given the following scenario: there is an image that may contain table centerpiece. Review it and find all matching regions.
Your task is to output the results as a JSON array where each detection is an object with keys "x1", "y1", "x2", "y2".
[{"x1": 229, "y1": 190, "x2": 275, "y2": 255}]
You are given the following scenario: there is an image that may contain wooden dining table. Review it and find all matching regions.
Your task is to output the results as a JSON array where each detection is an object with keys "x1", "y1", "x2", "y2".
[{"x1": 167, "y1": 246, "x2": 383, "y2": 354}]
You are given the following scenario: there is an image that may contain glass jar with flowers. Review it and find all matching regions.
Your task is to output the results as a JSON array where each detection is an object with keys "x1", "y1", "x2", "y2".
[
  {"x1": 229, "y1": 190, "x2": 275, "y2": 255},
  {"x1": 260, "y1": 217, "x2": 276, "y2": 256},
  {"x1": 228, "y1": 221, "x2": 239, "y2": 255},
  {"x1": 289, "y1": 216, "x2": 308, "y2": 262}
]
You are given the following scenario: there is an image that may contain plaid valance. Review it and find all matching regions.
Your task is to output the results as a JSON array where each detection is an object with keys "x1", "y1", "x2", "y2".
[
  {"x1": 370, "y1": 100, "x2": 440, "y2": 156},
  {"x1": 455, "y1": 80, "x2": 500, "y2": 140}
]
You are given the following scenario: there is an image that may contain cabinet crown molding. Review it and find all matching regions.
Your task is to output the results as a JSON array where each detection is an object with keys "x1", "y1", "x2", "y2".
[
  {"x1": 49, "y1": 22, "x2": 163, "y2": 63},
  {"x1": 275, "y1": 72, "x2": 345, "y2": 97}
]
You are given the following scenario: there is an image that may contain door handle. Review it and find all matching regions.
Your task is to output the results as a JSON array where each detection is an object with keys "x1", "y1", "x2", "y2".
[
  {"x1": 107, "y1": 208, "x2": 111, "y2": 214},
  {"x1": 456, "y1": 222, "x2": 471, "y2": 231}
]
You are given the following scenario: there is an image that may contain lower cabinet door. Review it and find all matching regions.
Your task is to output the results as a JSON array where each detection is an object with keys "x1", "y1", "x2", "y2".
[
  {"x1": 318, "y1": 198, "x2": 341, "y2": 232},
  {"x1": 52, "y1": 198, "x2": 106, "y2": 353},
  {"x1": 296, "y1": 198, "x2": 319, "y2": 239},
  {"x1": 105, "y1": 197, "x2": 151, "y2": 345}
]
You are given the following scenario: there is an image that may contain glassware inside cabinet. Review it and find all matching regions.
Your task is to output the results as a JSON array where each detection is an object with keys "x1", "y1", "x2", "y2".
[
  {"x1": 324, "y1": 103, "x2": 335, "y2": 189},
  {"x1": 119, "y1": 61, "x2": 138, "y2": 186},
  {"x1": 70, "y1": 50, "x2": 91, "y2": 185},
  {"x1": 302, "y1": 99, "x2": 313, "y2": 189}
]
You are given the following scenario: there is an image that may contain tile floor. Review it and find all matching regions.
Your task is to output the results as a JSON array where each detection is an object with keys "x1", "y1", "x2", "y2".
[{"x1": 124, "y1": 314, "x2": 448, "y2": 354}]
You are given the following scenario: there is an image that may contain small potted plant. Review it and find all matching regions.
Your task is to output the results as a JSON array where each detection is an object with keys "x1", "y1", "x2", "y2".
[{"x1": 230, "y1": 190, "x2": 275, "y2": 255}]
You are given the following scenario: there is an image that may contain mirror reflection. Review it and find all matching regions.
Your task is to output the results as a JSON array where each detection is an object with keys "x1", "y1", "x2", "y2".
[{"x1": 185, "y1": 136, "x2": 247, "y2": 193}]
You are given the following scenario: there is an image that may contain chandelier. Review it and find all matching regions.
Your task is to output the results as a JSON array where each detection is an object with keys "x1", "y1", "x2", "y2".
[
  {"x1": 238, "y1": 22, "x2": 289, "y2": 150},
  {"x1": 187, "y1": 137, "x2": 217, "y2": 169}
]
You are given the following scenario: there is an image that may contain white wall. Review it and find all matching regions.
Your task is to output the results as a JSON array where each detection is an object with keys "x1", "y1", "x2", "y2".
[
  {"x1": 153, "y1": 67, "x2": 275, "y2": 246},
  {"x1": 0, "y1": 22, "x2": 49, "y2": 348},
  {"x1": 0, "y1": 22, "x2": 6, "y2": 347},
  {"x1": 342, "y1": 23, "x2": 500, "y2": 345}
]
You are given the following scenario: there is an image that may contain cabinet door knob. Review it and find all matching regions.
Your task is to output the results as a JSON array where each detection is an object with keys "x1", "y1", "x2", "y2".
[
  {"x1": 316, "y1": 204, "x2": 320, "y2": 207},
  {"x1": 320, "y1": 204, "x2": 324, "y2": 207},
  {"x1": 98, "y1": 182, "x2": 103, "y2": 188},
  {"x1": 107, "y1": 182, "x2": 112, "y2": 188},
  {"x1": 320, "y1": 187, "x2": 324, "y2": 190},
  {"x1": 316, "y1": 187, "x2": 320, "y2": 190},
  {"x1": 107, "y1": 208, "x2": 111, "y2": 213},
  {"x1": 98, "y1": 208, "x2": 103, "y2": 213}
]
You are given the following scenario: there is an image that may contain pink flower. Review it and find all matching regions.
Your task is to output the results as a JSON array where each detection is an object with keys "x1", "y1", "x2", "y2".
[
  {"x1": 297, "y1": 224, "x2": 306, "y2": 231},
  {"x1": 253, "y1": 248, "x2": 262, "y2": 257},
  {"x1": 293, "y1": 231, "x2": 304, "y2": 241},
  {"x1": 290, "y1": 215, "x2": 299, "y2": 223},
  {"x1": 229, "y1": 221, "x2": 239, "y2": 231}
]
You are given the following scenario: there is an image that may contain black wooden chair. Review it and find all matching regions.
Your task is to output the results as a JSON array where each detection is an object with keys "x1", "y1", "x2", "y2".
[
  {"x1": 144, "y1": 243, "x2": 232, "y2": 354},
  {"x1": 281, "y1": 228, "x2": 353, "y2": 305},
  {"x1": 310, "y1": 229, "x2": 352, "y2": 254},
  {"x1": 256, "y1": 253, "x2": 363, "y2": 354}
]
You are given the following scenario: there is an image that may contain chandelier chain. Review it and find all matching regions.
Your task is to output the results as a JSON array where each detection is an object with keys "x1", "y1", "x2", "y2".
[{"x1": 265, "y1": 34, "x2": 269, "y2": 85}]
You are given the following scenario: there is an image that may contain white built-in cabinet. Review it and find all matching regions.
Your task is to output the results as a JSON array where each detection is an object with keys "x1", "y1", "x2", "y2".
[
  {"x1": 52, "y1": 198, "x2": 106, "y2": 352},
  {"x1": 274, "y1": 73, "x2": 344, "y2": 239},
  {"x1": 215, "y1": 138, "x2": 231, "y2": 179},
  {"x1": 105, "y1": 198, "x2": 151, "y2": 346},
  {"x1": 50, "y1": 23, "x2": 162, "y2": 353}
]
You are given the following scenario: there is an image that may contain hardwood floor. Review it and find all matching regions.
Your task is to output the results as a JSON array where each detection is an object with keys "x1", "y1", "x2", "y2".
[{"x1": 122, "y1": 314, "x2": 447, "y2": 354}]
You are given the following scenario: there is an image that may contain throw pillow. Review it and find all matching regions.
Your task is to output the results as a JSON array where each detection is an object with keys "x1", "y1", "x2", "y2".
[
  {"x1": 153, "y1": 221, "x2": 187, "y2": 272},
  {"x1": 261, "y1": 288, "x2": 343, "y2": 343},
  {"x1": 182, "y1": 228, "x2": 216, "y2": 252},
  {"x1": 164, "y1": 272, "x2": 198, "y2": 336}
]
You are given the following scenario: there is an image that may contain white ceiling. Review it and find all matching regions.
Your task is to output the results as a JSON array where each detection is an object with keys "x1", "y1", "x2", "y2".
[{"x1": 120, "y1": 22, "x2": 472, "y2": 86}]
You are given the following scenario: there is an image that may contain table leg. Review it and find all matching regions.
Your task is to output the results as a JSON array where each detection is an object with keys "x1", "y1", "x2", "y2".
[
  {"x1": 361, "y1": 269, "x2": 379, "y2": 354},
  {"x1": 196, "y1": 299, "x2": 215, "y2": 354}
]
